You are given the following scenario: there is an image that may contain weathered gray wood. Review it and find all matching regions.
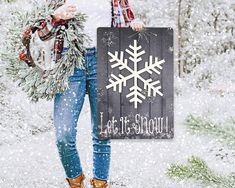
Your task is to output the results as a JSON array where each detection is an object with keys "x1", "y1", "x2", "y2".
[
  {"x1": 149, "y1": 28, "x2": 162, "y2": 121},
  {"x1": 97, "y1": 28, "x2": 109, "y2": 139},
  {"x1": 107, "y1": 29, "x2": 121, "y2": 138},
  {"x1": 97, "y1": 27, "x2": 174, "y2": 139},
  {"x1": 162, "y1": 28, "x2": 174, "y2": 138}
]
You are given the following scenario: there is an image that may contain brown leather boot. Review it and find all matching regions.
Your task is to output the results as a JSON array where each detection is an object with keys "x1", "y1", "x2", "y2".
[
  {"x1": 90, "y1": 178, "x2": 108, "y2": 188},
  {"x1": 66, "y1": 173, "x2": 86, "y2": 188}
]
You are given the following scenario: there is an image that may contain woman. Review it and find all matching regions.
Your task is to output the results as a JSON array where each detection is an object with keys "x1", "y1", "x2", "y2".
[{"x1": 47, "y1": 0, "x2": 144, "y2": 187}]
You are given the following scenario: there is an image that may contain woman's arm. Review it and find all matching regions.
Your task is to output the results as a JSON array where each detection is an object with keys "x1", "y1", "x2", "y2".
[
  {"x1": 37, "y1": 4, "x2": 77, "y2": 41},
  {"x1": 130, "y1": 18, "x2": 145, "y2": 32},
  {"x1": 122, "y1": 0, "x2": 144, "y2": 31}
]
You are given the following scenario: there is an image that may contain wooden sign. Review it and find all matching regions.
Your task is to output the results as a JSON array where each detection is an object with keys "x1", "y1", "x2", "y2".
[{"x1": 97, "y1": 27, "x2": 174, "y2": 139}]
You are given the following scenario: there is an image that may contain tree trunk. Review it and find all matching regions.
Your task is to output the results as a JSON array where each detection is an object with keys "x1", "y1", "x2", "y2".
[{"x1": 177, "y1": 0, "x2": 183, "y2": 77}]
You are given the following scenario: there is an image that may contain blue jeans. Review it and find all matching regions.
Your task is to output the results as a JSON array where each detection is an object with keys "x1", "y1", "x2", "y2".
[{"x1": 53, "y1": 47, "x2": 111, "y2": 181}]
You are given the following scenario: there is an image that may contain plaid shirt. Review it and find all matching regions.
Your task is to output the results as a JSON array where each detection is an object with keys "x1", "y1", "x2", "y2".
[
  {"x1": 112, "y1": 0, "x2": 135, "y2": 27},
  {"x1": 37, "y1": 0, "x2": 136, "y2": 62},
  {"x1": 47, "y1": 0, "x2": 135, "y2": 29}
]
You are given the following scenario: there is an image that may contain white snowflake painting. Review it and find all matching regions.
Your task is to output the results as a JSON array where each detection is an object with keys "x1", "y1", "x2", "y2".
[
  {"x1": 106, "y1": 39, "x2": 165, "y2": 109},
  {"x1": 97, "y1": 27, "x2": 174, "y2": 139}
]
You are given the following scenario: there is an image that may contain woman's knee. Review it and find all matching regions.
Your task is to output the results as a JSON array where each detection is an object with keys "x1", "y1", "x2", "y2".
[
  {"x1": 56, "y1": 132, "x2": 76, "y2": 149},
  {"x1": 92, "y1": 137, "x2": 111, "y2": 150}
]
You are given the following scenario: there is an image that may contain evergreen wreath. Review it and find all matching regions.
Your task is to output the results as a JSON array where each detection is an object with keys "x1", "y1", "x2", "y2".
[{"x1": 1, "y1": 1, "x2": 89, "y2": 102}]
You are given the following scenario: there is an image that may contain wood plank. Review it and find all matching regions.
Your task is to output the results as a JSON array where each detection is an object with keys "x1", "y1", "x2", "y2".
[
  {"x1": 161, "y1": 28, "x2": 174, "y2": 138},
  {"x1": 97, "y1": 27, "x2": 174, "y2": 139}
]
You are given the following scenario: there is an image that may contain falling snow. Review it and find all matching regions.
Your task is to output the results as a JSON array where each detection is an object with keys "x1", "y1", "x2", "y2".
[
  {"x1": 101, "y1": 31, "x2": 118, "y2": 47},
  {"x1": 0, "y1": 0, "x2": 235, "y2": 188}
]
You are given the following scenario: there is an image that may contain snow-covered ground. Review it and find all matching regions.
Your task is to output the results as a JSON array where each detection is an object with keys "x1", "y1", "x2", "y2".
[
  {"x1": 0, "y1": 73, "x2": 234, "y2": 188},
  {"x1": 0, "y1": 0, "x2": 234, "y2": 188}
]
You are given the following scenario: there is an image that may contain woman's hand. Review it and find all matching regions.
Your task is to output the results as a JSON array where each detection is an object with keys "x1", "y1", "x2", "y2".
[
  {"x1": 52, "y1": 4, "x2": 77, "y2": 21},
  {"x1": 130, "y1": 20, "x2": 145, "y2": 32}
]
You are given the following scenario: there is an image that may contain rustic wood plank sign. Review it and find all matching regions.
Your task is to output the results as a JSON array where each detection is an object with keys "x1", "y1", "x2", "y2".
[{"x1": 97, "y1": 27, "x2": 174, "y2": 139}]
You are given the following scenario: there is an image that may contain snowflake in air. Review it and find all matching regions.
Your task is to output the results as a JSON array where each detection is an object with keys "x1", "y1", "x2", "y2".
[
  {"x1": 106, "y1": 40, "x2": 165, "y2": 109},
  {"x1": 101, "y1": 31, "x2": 117, "y2": 47}
]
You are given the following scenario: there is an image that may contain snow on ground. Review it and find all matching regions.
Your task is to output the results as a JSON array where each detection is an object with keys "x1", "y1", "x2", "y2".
[
  {"x1": 0, "y1": 75, "x2": 53, "y2": 146},
  {"x1": 0, "y1": 74, "x2": 234, "y2": 188}
]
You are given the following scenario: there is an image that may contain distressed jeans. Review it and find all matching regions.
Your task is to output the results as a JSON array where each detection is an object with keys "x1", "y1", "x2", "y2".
[{"x1": 53, "y1": 47, "x2": 111, "y2": 181}]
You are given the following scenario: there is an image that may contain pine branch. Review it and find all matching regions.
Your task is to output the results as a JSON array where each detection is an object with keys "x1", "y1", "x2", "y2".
[
  {"x1": 166, "y1": 115, "x2": 235, "y2": 187},
  {"x1": 166, "y1": 156, "x2": 235, "y2": 188},
  {"x1": 1, "y1": 1, "x2": 88, "y2": 102},
  {"x1": 185, "y1": 114, "x2": 235, "y2": 150}
]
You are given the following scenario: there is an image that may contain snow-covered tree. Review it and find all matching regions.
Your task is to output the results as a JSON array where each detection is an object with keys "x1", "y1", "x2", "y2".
[{"x1": 178, "y1": 0, "x2": 235, "y2": 74}]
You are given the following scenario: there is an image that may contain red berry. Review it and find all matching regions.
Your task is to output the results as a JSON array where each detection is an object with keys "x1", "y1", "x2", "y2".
[{"x1": 19, "y1": 52, "x2": 28, "y2": 61}]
